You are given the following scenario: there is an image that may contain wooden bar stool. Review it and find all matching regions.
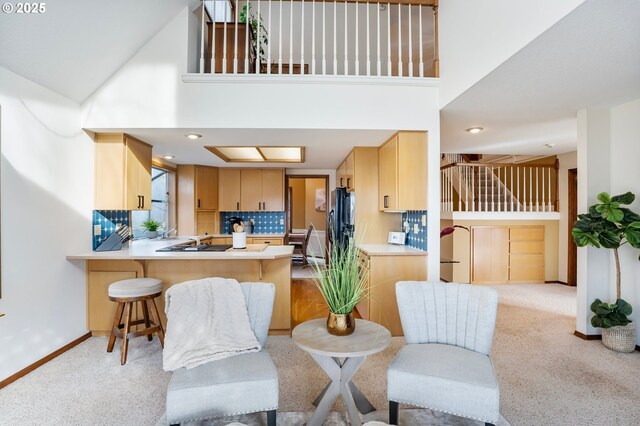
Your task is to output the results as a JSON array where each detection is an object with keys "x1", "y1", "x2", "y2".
[{"x1": 106, "y1": 278, "x2": 165, "y2": 365}]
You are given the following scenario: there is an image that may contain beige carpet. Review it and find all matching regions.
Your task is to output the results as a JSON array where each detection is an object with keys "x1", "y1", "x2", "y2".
[{"x1": 1, "y1": 284, "x2": 639, "y2": 425}]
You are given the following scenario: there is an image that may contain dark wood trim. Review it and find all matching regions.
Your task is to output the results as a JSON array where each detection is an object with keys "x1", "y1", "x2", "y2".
[
  {"x1": 574, "y1": 330, "x2": 602, "y2": 340},
  {"x1": 567, "y1": 168, "x2": 578, "y2": 286},
  {"x1": 0, "y1": 332, "x2": 91, "y2": 389},
  {"x1": 545, "y1": 280, "x2": 569, "y2": 285}
]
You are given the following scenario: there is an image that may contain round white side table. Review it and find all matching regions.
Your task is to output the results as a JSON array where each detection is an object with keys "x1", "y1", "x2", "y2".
[{"x1": 292, "y1": 318, "x2": 392, "y2": 426}]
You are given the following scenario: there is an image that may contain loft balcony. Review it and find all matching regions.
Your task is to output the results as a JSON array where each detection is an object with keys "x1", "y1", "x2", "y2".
[{"x1": 188, "y1": 0, "x2": 439, "y2": 81}]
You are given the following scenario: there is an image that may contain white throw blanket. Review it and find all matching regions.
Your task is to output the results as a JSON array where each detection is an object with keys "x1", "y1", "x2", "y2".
[{"x1": 162, "y1": 277, "x2": 261, "y2": 371}]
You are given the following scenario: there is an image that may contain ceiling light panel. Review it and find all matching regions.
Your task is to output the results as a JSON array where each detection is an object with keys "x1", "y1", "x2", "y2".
[{"x1": 206, "y1": 146, "x2": 305, "y2": 163}]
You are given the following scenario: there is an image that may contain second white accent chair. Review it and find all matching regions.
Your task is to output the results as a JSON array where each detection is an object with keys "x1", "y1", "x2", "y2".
[{"x1": 388, "y1": 281, "x2": 500, "y2": 426}]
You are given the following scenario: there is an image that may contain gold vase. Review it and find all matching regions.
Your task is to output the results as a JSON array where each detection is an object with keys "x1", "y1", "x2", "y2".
[{"x1": 326, "y1": 312, "x2": 356, "y2": 336}]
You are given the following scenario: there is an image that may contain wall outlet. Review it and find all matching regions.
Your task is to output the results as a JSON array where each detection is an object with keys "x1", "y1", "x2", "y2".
[
  {"x1": 280, "y1": 218, "x2": 284, "y2": 225},
  {"x1": 422, "y1": 214, "x2": 427, "y2": 227},
  {"x1": 93, "y1": 224, "x2": 101, "y2": 236},
  {"x1": 413, "y1": 223, "x2": 420, "y2": 234}
]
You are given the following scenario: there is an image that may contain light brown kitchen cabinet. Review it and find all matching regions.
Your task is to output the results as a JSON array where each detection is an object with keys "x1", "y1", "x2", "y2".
[
  {"x1": 218, "y1": 168, "x2": 242, "y2": 211},
  {"x1": 261, "y1": 169, "x2": 285, "y2": 211},
  {"x1": 95, "y1": 133, "x2": 152, "y2": 211},
  {"x1": 357, "y1": 250, "x2": 428, "y2": 336},
  {"x1": 177, "y1": 165, "x2": 219, "y2": 235},
  {"x1": 240, "y1": 169, "x2": 285, "y2": 211},
  {"x1": 195, "y1": 166, "x2": 218, "y2": 210},
  {"x1": 378, "y1": 131, "x2": 427, "y2": 211},
  {"x1": 344, "y1": 151, "x2": 355, "y2": 191},
  {"x1": 337, "y1": 161, "x2": 348, "y2": 188}
]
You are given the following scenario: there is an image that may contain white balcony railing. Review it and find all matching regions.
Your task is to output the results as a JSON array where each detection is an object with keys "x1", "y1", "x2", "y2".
[
  {"x1": 197, "y1": 0, "x2": 439, "y2": 78},
  {"x1": 441, "y1": 161, "x2": 559, "y2": 213}
]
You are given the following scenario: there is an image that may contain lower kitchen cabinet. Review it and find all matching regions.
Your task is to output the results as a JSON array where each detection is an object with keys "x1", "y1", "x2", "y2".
[{"x1": 357, "y1": 251, "x2": 427, "y2": 336}]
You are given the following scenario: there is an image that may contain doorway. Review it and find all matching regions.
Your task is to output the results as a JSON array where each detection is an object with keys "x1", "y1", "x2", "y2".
[{"x1": 567, "y1": 168, "x2": 578, "y2": 286}]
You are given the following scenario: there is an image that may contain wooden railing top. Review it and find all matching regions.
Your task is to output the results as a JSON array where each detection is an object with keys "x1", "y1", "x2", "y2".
[{"x1": 441, "y1": 161, "x2": 558, "y2": 170}]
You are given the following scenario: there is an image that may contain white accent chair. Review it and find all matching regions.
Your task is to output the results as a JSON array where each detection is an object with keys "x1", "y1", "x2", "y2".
[
  {"x1": 165, "y1": 283, "x2": 278, "y2": 426},
  {"x1": 388, "y1": 281, "x2": 500, "y2": 426}
]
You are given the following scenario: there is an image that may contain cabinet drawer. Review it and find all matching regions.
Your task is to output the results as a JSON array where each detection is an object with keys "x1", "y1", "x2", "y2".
[
  {"x1": 510, "y1": 241, "x2": 544, "y2": 254},
  {"x1": 210, "y1": 237, "x2": 232, "y2": 244},
  {"x1": 510, "y1": 227, "x2": 544, "y2": 241},
  {"x1": 251, "y1": 237, "x2": 283, "y2": 246},
  {"x1": 510, "y1": 254, "x2": 544, "y2": 268},
  {"x1": 510, "y1": 267, "x2": 545, "y2": 281}
]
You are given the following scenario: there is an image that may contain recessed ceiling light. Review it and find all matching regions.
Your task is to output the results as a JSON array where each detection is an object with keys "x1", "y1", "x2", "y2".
[
  {"x1": 545, "y1": 143, "x2": 555, "y2": 148},
  {"x1": 163, "y1": 155, "x2": 175, "y2": 160},
  {"x1": 466, "y1": 127, "x2": 484, "y2": 134},
  {"x1": 185, "y1": 133, "x2": 202, "y2": 140}
]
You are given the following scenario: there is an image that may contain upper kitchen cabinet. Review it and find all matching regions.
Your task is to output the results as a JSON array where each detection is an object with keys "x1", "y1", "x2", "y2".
[
  {"x1": 336, "y1": 151, "x2": 355, "y2": 191},
  {"x1": 378, "y1": 131, "x2": 427, "y2": 211},
  {"x1": 218, "y1": 168, "x2": 241, "y2": 211},
  {"x1": 94, "y1": 133, "x2": 152, "y2": 211},
  {"x1": 177, "y1": 165, "x2": 219, "y2": 235},
  {"x1": 219, "y1": 168, "x2": 285, "y2": 211}
]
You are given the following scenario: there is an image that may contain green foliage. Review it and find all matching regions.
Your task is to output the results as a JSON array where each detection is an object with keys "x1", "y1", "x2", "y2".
[
  {"x1": 311, "y1": 235, "x2": 368, "y2": 315},
  {"x1": 141, "y1": 219, "x2": 162, "y2": 232},
  {"x1": 572, "y1": 192, "x2": 640, "y2": 253},
  {"x1": 590, "y1": 298, "x2": 633, "y2": 328},
  {"x1": 240, "y1": 4, "x2": 269, "y2": 63}
]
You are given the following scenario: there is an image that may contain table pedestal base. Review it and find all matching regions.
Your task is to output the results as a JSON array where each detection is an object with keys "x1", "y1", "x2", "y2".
[{"x1": 308, "y1": 354, "x2": 376, "y2": 426}]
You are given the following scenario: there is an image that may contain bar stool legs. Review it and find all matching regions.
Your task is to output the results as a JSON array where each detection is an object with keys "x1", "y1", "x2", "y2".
[{"x1": 107, "y1": 293, "x2": 165, "y2": 365}]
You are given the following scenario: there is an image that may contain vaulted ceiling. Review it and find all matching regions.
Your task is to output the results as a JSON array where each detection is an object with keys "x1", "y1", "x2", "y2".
[
  {"x1": 0, "y1": 0, "x2": 189, "y2": 103},
  {"x1": 440, "y1": 0, "x2": 640, "y2": 156}
]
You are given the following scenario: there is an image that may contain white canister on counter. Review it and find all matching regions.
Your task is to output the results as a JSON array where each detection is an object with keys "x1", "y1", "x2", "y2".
[{"x1": 232, "y1": 232, "x2": 247, "y2": 249}]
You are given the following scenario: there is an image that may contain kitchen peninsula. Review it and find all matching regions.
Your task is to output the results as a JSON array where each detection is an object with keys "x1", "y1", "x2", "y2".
[{"x1": 67, "y1": 239, "x2": 293, "y2": 334}]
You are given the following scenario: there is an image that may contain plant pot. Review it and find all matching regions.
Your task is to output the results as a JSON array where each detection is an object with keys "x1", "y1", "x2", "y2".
[
  {"x1": 326, "y1": 312, "x2": 356, "y2": 336},
  {"x1": 147, "y1": 231, "x2": 158, "y2": 239},
  {"x1": 602, "y1": 322, "x2": 636, "y2": 353}
]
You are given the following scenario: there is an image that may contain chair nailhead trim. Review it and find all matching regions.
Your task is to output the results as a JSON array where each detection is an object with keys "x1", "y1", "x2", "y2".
[
  {"x1": 390, "y1": 399, "x2": 496, "y2": 424},
  {"x1": 179, "y1": 406, "x2": 278, "y2": 423}
]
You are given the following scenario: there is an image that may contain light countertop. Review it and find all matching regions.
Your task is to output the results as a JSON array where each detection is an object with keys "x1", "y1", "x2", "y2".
[
  {"x1": 357, "y1": 244, "x2": 427, "y2": 256},
  {"x1": 67, "y1": 238, "x2": 293, "y2": 261},
  {"x1": 205, "y1": 233, "x2": 286, "y2": 238}
]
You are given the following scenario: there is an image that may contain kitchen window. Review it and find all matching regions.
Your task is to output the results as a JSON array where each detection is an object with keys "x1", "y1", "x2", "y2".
[{"x1": 132, "y1": 166, "x2": 173, "y2": 239}]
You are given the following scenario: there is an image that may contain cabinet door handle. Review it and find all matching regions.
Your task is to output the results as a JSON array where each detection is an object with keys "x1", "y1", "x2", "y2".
[
  {"x1": 141, "y1": 196, "x2": 145, "y2": 209},
  {"x1": 137, "y1": 195, "x2": 142, "y2": 209},
  {"x1": 237, "y1": 202, "x2": 240, "y2": 211},
  {"x1": 197, "y1": 199, "x2": 201, "y2": 208},
  {"x1": 340, "y1": 178, "x2": 344, "y2": 187},
  {"x1": 347, "y1": 177, "x2": 351, "y2": 189},
  {"x1": 384, "y1": 195, "x2": 389, "y2": 209}
]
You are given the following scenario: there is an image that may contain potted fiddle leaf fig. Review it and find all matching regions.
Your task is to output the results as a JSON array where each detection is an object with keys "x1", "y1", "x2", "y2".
[{"x1": 572, "y1": 191, "x2": 640, "y2": 352}]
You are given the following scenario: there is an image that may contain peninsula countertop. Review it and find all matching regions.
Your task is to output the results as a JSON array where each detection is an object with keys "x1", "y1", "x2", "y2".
[
  {"x1": 67, "y1": 238, "x2": 294, "y2": 261},
  {"x1": 357, "y1": 244, "x2": 427, "y2": 256}
]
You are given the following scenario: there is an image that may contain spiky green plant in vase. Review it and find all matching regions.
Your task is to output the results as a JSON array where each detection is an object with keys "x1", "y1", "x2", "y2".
[
  {"x1": 141, "y1": 219, "x2": 163, "y2": 239},
  {"x1": 572, "y1": 191, "x2": 640, "y2": 352},
  {"x1": 312, "y1": 234, "x2": 368, "y2": 336}
]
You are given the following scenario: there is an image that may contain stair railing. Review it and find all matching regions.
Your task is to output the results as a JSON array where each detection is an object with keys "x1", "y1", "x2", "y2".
[{"x1": 441, "y1": 160, "x2": 559, "y2": 213}]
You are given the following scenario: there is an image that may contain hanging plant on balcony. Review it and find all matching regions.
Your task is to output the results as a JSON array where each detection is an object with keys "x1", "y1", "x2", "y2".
[
  {"x1": 240, "y1": 4, "x2": 269, "y2": 65},
  {"x1": 572, "y1": 191, "x2": 640, "y2": 352}
]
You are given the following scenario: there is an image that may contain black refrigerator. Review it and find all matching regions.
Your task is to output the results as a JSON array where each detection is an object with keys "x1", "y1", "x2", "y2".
[{"x1": 329, "y1": 187, "x2": 355, "y2": 249}]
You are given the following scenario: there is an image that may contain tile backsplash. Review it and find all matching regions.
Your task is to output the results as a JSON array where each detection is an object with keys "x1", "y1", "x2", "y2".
[
  {"x1": 220, "y1": 211, "x2": 286, "y2": 234},
  {"x1": 92, "y1": 210, "x2": 130, "y2": 250},
  {"x1": 402, "y1": 210, "x2": 428, "y2": 251}
]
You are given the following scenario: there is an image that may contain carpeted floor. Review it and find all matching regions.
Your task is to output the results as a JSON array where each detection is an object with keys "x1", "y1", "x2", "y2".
[{"x1": 1, "y1": 284, "x2": 639, "y2": 425}]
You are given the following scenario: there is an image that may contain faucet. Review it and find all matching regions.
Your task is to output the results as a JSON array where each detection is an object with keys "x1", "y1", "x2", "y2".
[{"x1": 162, "y1": 226, "x2": 178, "y2": 239}]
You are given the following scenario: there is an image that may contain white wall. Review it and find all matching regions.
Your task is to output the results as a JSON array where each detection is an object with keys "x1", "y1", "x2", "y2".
[
  {"x1": 557, "y1": 150, "x2": 577, "y2": 283},
  {"x1": 609, "y1": 98, "x2": 640, "y2": 341},
  {"x1": 0, "y1": 66, "x2": 94, "y2": 381},
  {"x1": 576, "y1": 99, "x2": 640, "y2": 343},
  {"x1": 438, "y1": 0, "x2": 584, "y2": 107}
]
